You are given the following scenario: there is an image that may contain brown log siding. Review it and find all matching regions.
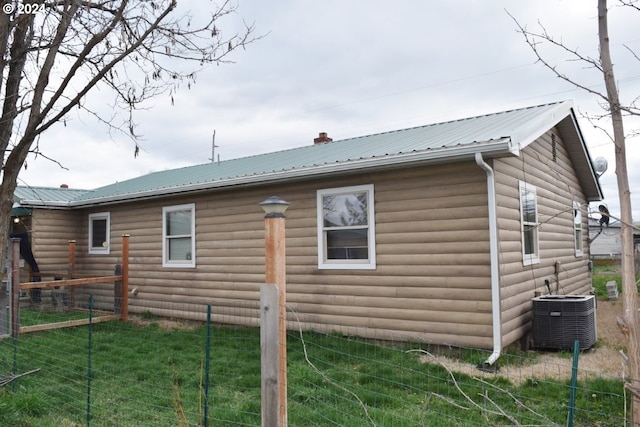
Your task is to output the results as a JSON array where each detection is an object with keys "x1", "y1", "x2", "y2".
[
  {"x1": 27, "y1": 130, "x2": 591, "y2": 350},
  {"x1": 31, "y1": 209, "x2": 82, "y2": 274},
  {"x1": 494, "y1": 128, "x2": 592, "y2": 347},
  {"x1": 71, "y1": 161, "x2": 494, "y2": 348}
]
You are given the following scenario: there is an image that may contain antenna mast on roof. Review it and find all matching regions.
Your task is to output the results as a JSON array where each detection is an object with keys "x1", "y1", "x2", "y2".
[{"x1": 209, "y1": 130, "x2": 219, "y2": 163}]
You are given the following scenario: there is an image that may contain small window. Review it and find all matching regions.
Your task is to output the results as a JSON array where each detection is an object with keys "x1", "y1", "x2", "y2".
[
  {"x1": 162, "y1": 203, "x2": 195, "y2": 268},
  {"x1": 519, "y1": 181, "x2": 539, "y2": 265},
  {"x1": 573, "y1": 201, "x2": 583, "y2": 256},
  {"x1": 88, "y1": 212, "x2": 110, "y2": 254},
  {"x1": 317, "y1": 184, "x2": 376, "y2": 270}
]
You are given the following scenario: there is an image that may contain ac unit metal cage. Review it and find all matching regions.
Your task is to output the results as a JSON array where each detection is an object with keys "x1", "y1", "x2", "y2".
[{"x1": 531, "y1": 295, "x2": 597, "y2": 350}]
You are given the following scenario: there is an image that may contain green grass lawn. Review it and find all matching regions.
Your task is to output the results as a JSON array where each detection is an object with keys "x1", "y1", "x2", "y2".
[
  {"x1": 591, "y1": 267, "x2": 640, "y2": 298},
  {"x1": 0, "y1": 309, "x2": 626, "y2": 426}
]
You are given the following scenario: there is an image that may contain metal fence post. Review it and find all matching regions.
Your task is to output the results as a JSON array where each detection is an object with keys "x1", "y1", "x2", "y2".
[
  {"x1": 121, "y1": 235, "x2": 129, "y2": 322},
  {"x1": 567, "y1": 340, "x2": 580, "y2": 427},
  {"x1": 114, "y1": 264, "x2": 122, "y2": 315},
  {"x1": 86, "y1": 295, "x2": 94, "y2": 426},
  {"x1": 68, "y1": 240, "x2": 76, "y2": 308},
  {"x1": 203, "y1": 304, "x2": 212, "y2": 427}
]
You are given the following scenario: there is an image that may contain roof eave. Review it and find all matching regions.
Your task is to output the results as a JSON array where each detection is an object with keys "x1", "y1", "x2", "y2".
[
  {"x1": 510, "y1": 100, "x2": 576, "y2": 150},
  {"x1": 556, "y1": 110, "x2": 604, "y2": 202},
  {"x1": 507, "y1": 101, "x2": 603, "y2": 202},
  {"x1": 14, "y1": 200, "x2": 72, "y2": 209}
]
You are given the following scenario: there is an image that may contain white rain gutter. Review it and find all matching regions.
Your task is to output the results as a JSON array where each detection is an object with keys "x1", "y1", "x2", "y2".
[{"x1": 475, "y1": 152, "x2": 502, "y2": 368}]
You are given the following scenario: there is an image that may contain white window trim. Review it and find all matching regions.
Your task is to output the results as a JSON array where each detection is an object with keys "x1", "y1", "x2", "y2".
[
  {"x1": 519, "y1": 181, "x2": 539, "y2": 266},
  {"x1": 162, "y1": 203, "x2": 196, "y2": 268},
  {"x1": 317, "y1": 184, "x2": 376, "y2": 270},
  {"x1": 88, "y1": 212, "x2": 110, "y2": 254},
  {"x1": 573, "y1": 201, "x2": 584, "y2": 257}
]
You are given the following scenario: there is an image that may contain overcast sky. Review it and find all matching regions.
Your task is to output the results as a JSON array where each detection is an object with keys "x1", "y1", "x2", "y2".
[{"x1": 17, "y1": 0, "x2": 640, "y2": 221}]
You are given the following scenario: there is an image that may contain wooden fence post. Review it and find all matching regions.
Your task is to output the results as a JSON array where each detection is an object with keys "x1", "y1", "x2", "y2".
[
  {"x1": 260, "y1": 196, "x2": 289, "y2": 426},
  {"x1": 121, "y1": 235, "x2": 129, "y2": 322},
  {"x1": 0, "y1": 270, "x2": 7, "y2": 337},
  {"x1": 261, "y1": 283, "x2": 280, "y2": 426},
  {"x1": 114, "y1": 264, "x2": 122, "y2": 315},
  {"x1": 10, "y1": 237, "x2": 21, "y2": 339},
  {"x1": 68, "y1": 240, "x2": 76, "y2": 273}
]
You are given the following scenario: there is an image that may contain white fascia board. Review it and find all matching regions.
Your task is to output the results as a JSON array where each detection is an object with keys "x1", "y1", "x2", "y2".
[
  {"x1": 509, "y1": 100, "x2": 573, "y2": 152},
  {"x1": 14, "y1": 200, "x2": 73, "y2": 209}
]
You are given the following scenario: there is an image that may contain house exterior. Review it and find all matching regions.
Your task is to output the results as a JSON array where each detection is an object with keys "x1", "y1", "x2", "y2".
[{"x1": 11, "y1": 101, "x2": 603, "y2": 359}]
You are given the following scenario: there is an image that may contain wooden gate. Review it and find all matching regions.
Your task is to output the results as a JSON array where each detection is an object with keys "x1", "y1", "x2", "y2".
[{"x1": 4, "y1": 235, "x2": 129, "y2": 338}]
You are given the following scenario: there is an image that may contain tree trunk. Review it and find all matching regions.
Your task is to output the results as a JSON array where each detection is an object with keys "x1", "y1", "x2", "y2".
[
  {"x1": 0, "y1": 146, "x2": 28, "y2": 277},
  {"x1": 598, "y1": 0, "x2": 640, "y2": 424}
]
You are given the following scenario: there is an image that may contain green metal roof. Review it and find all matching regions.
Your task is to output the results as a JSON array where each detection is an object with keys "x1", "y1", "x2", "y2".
[
  {"x1": 11, "y1": 206, "x2": 32, "y2": 217},
  {"x1": 15, "y1": 101, "x2": 603, "y2": 207},
  {"x1": 13, "y1": 185, "x2": 92, "y2": 206}
]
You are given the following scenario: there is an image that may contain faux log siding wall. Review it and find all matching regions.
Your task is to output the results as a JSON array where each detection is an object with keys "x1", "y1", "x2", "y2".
[
  {"x1": 74, "y1": 162, "x2": 494, "y2": 348},
  {"x1": 25, "y1": 137, "x2": 593, "y2": 349},
  {"x1": 494, "y1": 129, "x2": 592, "y2": 346},
  {"x1": 31, "y1": 209, "x2": 82, "y2": 275},
  {"x1": 295, "y1": 164, "x2": 493, "y2": 348}
]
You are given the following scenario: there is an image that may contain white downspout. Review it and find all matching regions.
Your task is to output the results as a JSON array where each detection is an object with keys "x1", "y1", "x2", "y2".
[{"x1": 475, "y1": 152, "x2": 502, "y2": 367}]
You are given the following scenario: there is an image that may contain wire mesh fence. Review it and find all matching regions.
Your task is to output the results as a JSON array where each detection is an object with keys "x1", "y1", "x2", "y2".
[{"x1": 0, "y1": 298, "x2": 630, "y2": 426}]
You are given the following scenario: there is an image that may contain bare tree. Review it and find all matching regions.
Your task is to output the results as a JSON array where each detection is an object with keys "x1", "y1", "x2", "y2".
[
  {"x1": 510, "y1": 0, "x2": 639, "y2": 423},
  {"x1": 0, "y1": 0, "x2": 258, "y2": 264}
]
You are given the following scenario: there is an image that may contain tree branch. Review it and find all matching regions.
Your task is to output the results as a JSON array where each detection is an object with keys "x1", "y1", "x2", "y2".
[
  {"x1": 0, "y1": 0, "x2": 260, "y2": 304},
  {"x1": 507, "y1": 7, "x2": 640, "y2": 121},
  {"x1": 36, "y1": 0, "x2": 131, "y2": 129},
  {"x1": 0, "y1": 14, "x2": 35, "y2": 158},
  {"x1": 506, "y1": 10, "x2": 611, "y2": 104}
]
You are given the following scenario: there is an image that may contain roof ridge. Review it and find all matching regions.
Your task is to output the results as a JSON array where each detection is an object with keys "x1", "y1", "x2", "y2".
[
  {"x1": 24, "y1": 100, "x2": 588, "y2": 206},
  {"x1": 16, "y1": 184, "x2": 90, "y2": 191},
  {"x1": 178, "y1": 101, "x2": 571, "y2": 166}
]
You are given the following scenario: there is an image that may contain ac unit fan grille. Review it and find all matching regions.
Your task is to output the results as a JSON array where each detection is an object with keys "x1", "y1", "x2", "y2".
[{"x1": 532, "y1": 295, "x2": 597, "y2": 350}]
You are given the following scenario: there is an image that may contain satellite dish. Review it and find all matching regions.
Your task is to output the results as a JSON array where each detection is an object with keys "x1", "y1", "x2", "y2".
[{"x1": 593, "y1": 157, "x2": 608, "y2": 177}]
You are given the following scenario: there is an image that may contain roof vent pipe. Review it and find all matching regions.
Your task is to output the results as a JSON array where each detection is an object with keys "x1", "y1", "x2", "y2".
[{"x1": 475, "y1": 152, "x2": 502, "y2": 370}]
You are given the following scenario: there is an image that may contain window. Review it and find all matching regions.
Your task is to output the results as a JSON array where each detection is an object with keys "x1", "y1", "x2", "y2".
[
  {"x1": 162, "y1": 203, "x2": 195, "y2": 268},
  {"x1": 519, "y1": 181, "x2": 539, "y2": 265},
  {"x1": 88, "y1": 212, "x2": 110, "y2": 254},
  {"x1": 573, "y1": 201, "x2": 583, "y2": 256},
  {"x1": 317, "y1": 184, "x2": 376, "y2": 269}
]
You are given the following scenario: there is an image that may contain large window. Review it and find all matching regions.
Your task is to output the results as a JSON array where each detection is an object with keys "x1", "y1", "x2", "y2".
[
  {"x1": 162, "y1": 203, "x2": 196, "y2": 268},
  {"x1": 573, "y1": 201, "x2": 584, "y2": 256},
  {"x1": 317, "y1": 184, "x2": 376, "y2": 270},
  {"x1": 519, "y1": 181, "x2": 539, "y2": 265},
  {"x1": 88, "y1": 212, "x2": 110, "y2": 254}
]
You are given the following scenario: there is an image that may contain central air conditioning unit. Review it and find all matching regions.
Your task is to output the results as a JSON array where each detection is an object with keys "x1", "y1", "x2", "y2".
[{"x1": 531, "y1": 295, "x2": 597, "y2": 350}]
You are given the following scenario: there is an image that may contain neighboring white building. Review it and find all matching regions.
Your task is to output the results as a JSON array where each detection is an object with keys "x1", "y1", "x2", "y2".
[{"x1": 588, "y1": 218, "x2": 621, "y2": 259}]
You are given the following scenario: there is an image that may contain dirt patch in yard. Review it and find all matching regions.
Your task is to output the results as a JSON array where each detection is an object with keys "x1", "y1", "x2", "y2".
[
  {"x1": 424, "y1": 297, "x2": 634, "y2": 385},
  {"x1": 129, "y1": 316, "x2": 203, "y2": 331}
]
